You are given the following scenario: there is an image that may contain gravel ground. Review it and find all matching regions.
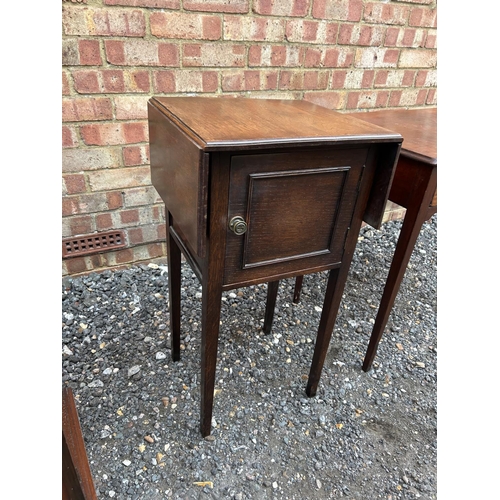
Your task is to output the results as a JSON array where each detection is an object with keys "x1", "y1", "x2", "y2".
[{"x1": 62, "y1": 215, "x2": 437, "y2": 500}]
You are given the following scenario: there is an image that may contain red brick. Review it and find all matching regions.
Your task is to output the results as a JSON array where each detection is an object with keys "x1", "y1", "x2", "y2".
[
  {"x1": 63, "y1": 126, "x2": 78, "y2": 148},
  {"x1": 63, "y1": 71, "x2": 71, "y2": 95},
  {"x1": 130, "y1": 71, "x2": 151, "y2": 92},
  {"x1": 105, "y1": 40, "x2": 125, "y2": 65},
  {"x1": 128, "y1": 227, "x2": 144, "y2": 245},
  {"x1": 64, "y1": 174, "x2": 87, "y2": 195},
  {"x1": 107, "y1": 191, "x2": 124, "y2": 210},
  {"x1": 158, "y1": 43, "x2": 180, "y2": 66},
  {"x1": 331, "y1": 70, "x2": 347, "y2": 89},
  {"x1": 120, "y1": 209, "x2": 140, "y2": 224},
  {"x1": 426, "y1": 32, "x2": 437, "y2": 49},
  {"x1": 426, "y1": 88, "x2": 436, "y2": 105},
  {"x1": 184, "y1": 0, "x2": 248, "y2": 13},
  {"x1": 157, "y1": 223, "x2": 167, "y2": 241},
  {"x1": 153, "y1": 71, "x2": 176, "y2": 92},
  {"x1": 363, "y1": 2, "x2": 409, "y2": 25},
  {"x1": 223, "y1": 15, "x2": 285, "y2": 42},
  {"x1": 123, "y1": 145, "x2": 149, "y2": 166},
  {"x1": 101, "y1": 70, "x2": 126, "y2": 93},
  {"x1": 403, "y1": 70, "x2": 416, "y2": 86},
  {"x1": 145, "y1": 242, "x2": 165, "y2": 260},
  {"x1": 409, "y1": 7, "x2": 437, "y2": 28},
  {"x1": 123, "y1": 122, "x2": 148, "y2": 143},
  {"x1": 374, "y1": 70, "x2": 388, "y2": 87},
  {"x1": 286, "y1": 19, "x2": 338, "y2": 44},
  {"x1": 115, "y1": 248, "x2": 134, "y2": 264},
  {"x1": 65, "y1": 256, "x2": 89, "y2": 275},
  {"x1": 62, "y1": 197, "x2": 78, "y2": 217},
  {"x1": 402, "y1": 28, "x2": 416, "y2": 47},
  {"x1": 312, "y1": 0, "x2": 363, "y2": 22},
  {"x1": 104, "y1": 0, "x2": 180, "y2": 7},
  {"x1": 389, "y1": 90, "x2": 402, "y2": 107},
  {"x1": 78, "y1": 40, "x2": 102, "y2": 65},
  {"x1": 385, "y1": 27, "x2": 399, "y2": 46},
  {"x1": 63, "y1": 97, "x2": 113, "y2": 122},
  {"x1": 73, "y1": 70, "x2": 100, "y2": 93},
  {"x1": 69, "y1": 215, "x2": 94, "y2": 235},
  {"x1": 362, "y1": 70, "x2": 375, "y2": 88},
  {"x1": 96, "y1": 213, "x2": 113, "y2": 231}
]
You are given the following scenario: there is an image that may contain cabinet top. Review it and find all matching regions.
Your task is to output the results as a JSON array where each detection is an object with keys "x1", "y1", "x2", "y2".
[{"x1": 149, "y1": 96, "x2": 402, "y2": 151}]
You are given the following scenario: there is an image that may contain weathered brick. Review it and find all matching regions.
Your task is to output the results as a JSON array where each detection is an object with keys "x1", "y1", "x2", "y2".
[
  {"x1": 184, "y1": 0, "x2": 249, "y2": 13},
  {"x1": 183, "y1": 43, "x2": 245, "y2": 67},
  {"x1": 303, "y1": 90, "x2": 346, "y2": 109},
  {"x1": 312, "y1": 0, "x2": 363, "y2": 22},
  {"x1": 120, "y1": 208, "x2": 140, "y2": 224},
  {"x1": 409, "y1": 7, "x2": 437, "y2": 28},
  {"x1": 127, "y1": 227, "x2": 144, "y2": 245},
  {"x1": 355, "y1": 47, "x2": 399, "y2": 68},
  {"x1": 107, "y1": 191, "x2": 124, "y2": 210},
  {"x1": 96, "y1": 213, "x2": 113, "y2": 231},
  {"x1": 338, "y1": 23, "x2": 385, "y2": 46},
  {"x1": 342, "y1": 69, "x2": 373, "y2": 89},
  {"x1": 122, "y1": 186, "x2": 161, "y2": 207},
  {"x1": 426, "y1": 88, "x2": 436, "y2": 105},
  {"x1": 62, "y1": 147, "x2": 121, "y2": 172},
  {"x1": 78, "y1": 40, "x2": 102, "y2": 65},
  {"x1": 62, "y1": 39, "x2": 79, "y2": 66},
  {"x1": 221, "y1": 70, "x2": 278, "y2": 91},
  {"x1": 253, "y1": 0, "x2": 310, "y2": 17},
  {"x1": 63, "y1": 126, "x2": 78, "y2": 148},
  {"x1": 105, "y1": 40, "x2": 179, "y2": 66},
  {"x1": 67, "y1": 215, "x2": 94, "y2": 236},
  {"x1": 248, "y1": 44, "x2": 303, "y2": 67},
  {"x1": 425, "y1": 31, "x2": 437, "y2": 49},
  {"x1": 80, "y1": 121, "x2": 147, "y2": 146},
  {"x1": 63, "y1": 71, "x2": 71, "y2": 95},
  {"x1": 363, "y1": 2, "x2": 409, "y2": 25},
  {"x1": 416, "y1": 69, "x2": 436, "y2": 87},
  {"x1": 285, "y1": 19, "x2": 338, "y2": 44},
  {"x1": 87, "y1": 166, "x2": 151, "y2": 191},
  {"x1": 279, "y1": 70, "x2": 329, "y2": 91},
  {"x1": 63, "y1": 6, "x2": 146, "y2": 37},
  {"x1": 347, "y1": 90, "x2": 389, "y2": 109},
  {"x1": 73, "y1": 69, "x2": 150, "y2": 94},
  {"x1": 151, "y1": 11, "x2": 221, "y2": 40},
  {"x1": 104, "y1": 0, "x2": 180, "y2": 8},
  {"x1": 63, "y1": 174, "x2": 87, "y2": 195},
  {"x1": 123, "y1": 145, "x2": 150, "y2": 166},
  {"x1": 63, "y1": 97, "x2": 113, "y2": 122},
  {"x1": 223, "y1": 15, "x2": 285, "y2": 42},
  {"x1": 303, "y1": 46, "x2": 354, "y2": 68},
  {"x1": 153, "y1": 69, "x2": 219, "y2": 93},
  {"x1": 114, "y1": 95, "x2": 149, "y2": 120},
  {"x1": 399, "y1": 49, "x2": 436, "y2": 68}
]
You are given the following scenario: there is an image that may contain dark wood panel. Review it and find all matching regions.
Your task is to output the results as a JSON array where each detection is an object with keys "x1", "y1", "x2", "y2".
[
  {"x1": 148, "y1": 100, "x2": 208, "y2": 258},
  {"x1": 223, "y1": 147, "x2": 369, "y2": 287},
  {"x1": 349, "y1": 108, "x2": 436, "y2": 165},
  {"x1": 151, "y1": 97, "x2": 402, "y2": 150}
]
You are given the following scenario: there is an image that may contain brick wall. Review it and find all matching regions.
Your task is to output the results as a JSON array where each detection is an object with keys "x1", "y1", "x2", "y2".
[{"x1": 62, "y1": 0, "x2": 437, "y2": 277}]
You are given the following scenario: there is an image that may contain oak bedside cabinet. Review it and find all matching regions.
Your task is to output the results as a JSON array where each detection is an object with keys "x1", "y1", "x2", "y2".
[{"x1": 148, "y1": 97, "x2": 402, "y2": 437}]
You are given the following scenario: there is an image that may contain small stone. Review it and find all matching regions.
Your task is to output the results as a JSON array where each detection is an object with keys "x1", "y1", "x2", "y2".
[
  {"x1": 122, "y1": 460, "x2": 131, "y2": 467},
  {"x1": 316, "y1": 479, "x2": 322, "y2": 489},
  {"x1": 272, "y1": 482, "x2": 278, "y2": 489},
  {"x1": 156, "y1": 352, "x2": 166, "y2": 360},
  {"x1": 128, "y1": 365, "x2": 141, "y2": 377},
  {"x1": 144, "y1": 435, "x2": 154, "y2": 443}
]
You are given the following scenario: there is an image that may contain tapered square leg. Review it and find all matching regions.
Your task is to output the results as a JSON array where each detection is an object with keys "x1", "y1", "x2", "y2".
[
  {"x1": 263, "y1": 280, "x2": 279, "y2": 334},
  {"x1": 166, "y1": 212, "x2": 181, "y2": 362},
  {"x1": 293, "y1": 275, "x2": 303, "y2": 303}
]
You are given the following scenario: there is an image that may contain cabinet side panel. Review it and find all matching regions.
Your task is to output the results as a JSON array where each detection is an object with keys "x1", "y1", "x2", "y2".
[
  {"x1": 362, "y1": 142, "x2": 401, "y2": 229},
  {"x1": 148, "y1": 101, "x2": 206, "y2": 258}
]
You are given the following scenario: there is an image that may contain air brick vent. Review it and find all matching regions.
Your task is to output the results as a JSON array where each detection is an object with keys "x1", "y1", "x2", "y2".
[{"x1": 62, "y1": 230, "x2": 126, "y2": 258}]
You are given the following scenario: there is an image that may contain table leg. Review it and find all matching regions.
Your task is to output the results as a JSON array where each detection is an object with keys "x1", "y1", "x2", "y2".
[
  {"x1": 306, "y1": 268, "x2": 342, "y2": 397},
  {"x1": 167, "y1": 212, "x2": 181, "y2": 362},
  {"x1": 362, "y1": 169, "x2": 437, "y2": 372},
  {"x1": 293, "y1": 275, "x2": 303, "y2": 303},
  {"x1": 263, "y1": 280, "x2": 279, "y2": 334}
]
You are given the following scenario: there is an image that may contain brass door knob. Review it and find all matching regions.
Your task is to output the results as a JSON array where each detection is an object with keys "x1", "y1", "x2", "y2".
[{"x1": 229, "y1": 216, "x2": 248, "y2": 235}]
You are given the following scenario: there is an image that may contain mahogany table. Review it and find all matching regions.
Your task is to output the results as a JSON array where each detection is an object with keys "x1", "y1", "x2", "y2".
[
  {"x1": 352, "y1": 108, "x2": 437, "y2": 372},
  {"x1": 148, "y1": 97, "x2": 402, "y2": 436},
  {"x1": 293, "y1": 108, "x2": 437, "y2": 371}
]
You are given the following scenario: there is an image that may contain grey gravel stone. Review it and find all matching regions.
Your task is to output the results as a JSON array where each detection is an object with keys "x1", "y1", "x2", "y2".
[{"x1": 62, "y1": 216, "x2": 437, "y2": 499}]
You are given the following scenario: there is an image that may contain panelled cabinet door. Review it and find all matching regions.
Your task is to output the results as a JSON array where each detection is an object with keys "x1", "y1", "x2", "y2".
[{"x1": 223, "y1": 146, "x2": 370, "y2": 287}]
